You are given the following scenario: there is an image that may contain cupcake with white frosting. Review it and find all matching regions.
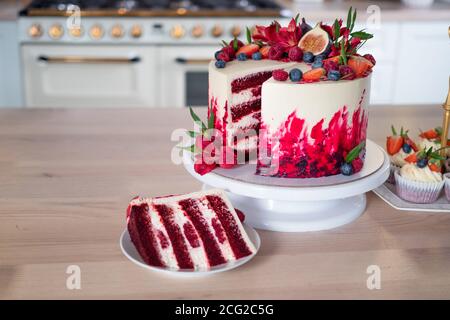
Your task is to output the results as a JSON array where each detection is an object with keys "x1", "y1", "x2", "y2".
[
  {"x1": 394, "y1": 148, "x2": 444, "y2": 203},
  {"x1": 386, "y1": 126, "x2": 418, "y2": 184},
  {"x1": 444, "y1": 173, "x2": 450, "y2": 202}
]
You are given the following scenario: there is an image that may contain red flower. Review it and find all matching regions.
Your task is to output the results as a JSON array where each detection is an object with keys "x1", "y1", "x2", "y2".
[
  {"x1": 349, "y1": 37, "x2": 361, "y2": 50},
  {"x1": 253, "y1": 18, "x2": 302, "y2": 51}
]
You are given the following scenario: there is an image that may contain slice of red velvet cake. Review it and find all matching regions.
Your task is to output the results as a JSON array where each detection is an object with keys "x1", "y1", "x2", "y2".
[{"x1": 126, "y1": 189, "x2": 256, "y2": 270}]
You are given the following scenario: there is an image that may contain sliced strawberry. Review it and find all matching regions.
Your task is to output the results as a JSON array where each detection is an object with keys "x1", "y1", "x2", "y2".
[
  {"x1": 404, "y1": 153, "x2": 417, "y2": 164},
  {"x1": 302, "y1": 67, "x2": 326, "y2": 82},
  {"x1": 323, "y1": 56, "x2": 340, "y2": 64},
  {"x1": 386, "y1": 136, "x2": 404, "y2": 155},
  {"x1": 259, "y1": 46, "x2": 270, "y2": 59},
  {"x1": 420, "y1": 129, "x2": 439, "y2": 139},
  {"x1": 428, "y1": 163, "x2": 441, "y2": 173},
  {"x1": 404, "y1": 137, "x2": 419, "y2": 152},
  {"x1": 348, "y1": 55, "x2": 373, "y2": 77},
  {"x1": 236, "y1": 44, "x2": 260, "y2": 58}
]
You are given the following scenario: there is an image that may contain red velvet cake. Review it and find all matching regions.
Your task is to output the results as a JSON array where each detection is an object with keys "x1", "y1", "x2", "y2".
[{"x1": 126, "y1": 189, "x2": 256, "y2": 270}]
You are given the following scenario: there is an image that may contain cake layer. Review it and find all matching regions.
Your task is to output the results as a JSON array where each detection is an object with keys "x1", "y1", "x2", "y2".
[
  {"x1": 257, "y1": 75, "x2": 371, "y2": 178},
  {"x1": 127, "y1": 189, "x2": 256, "y2": 270}
]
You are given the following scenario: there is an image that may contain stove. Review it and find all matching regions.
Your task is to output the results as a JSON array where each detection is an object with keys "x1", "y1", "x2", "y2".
[
  {"x1": 20, "y1": 0, "x2": 286, "y2": 17},
  {"x1": 18, "y1": 0, "x2": 291, "y2": 108}
]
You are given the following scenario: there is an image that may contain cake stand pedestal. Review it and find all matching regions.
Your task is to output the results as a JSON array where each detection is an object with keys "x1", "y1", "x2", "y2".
[{"x1": 183, "y1": 140, "x2": 389, "y2": 232}]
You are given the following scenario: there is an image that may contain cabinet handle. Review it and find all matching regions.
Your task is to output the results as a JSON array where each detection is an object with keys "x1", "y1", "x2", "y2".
[
  {"x1": 175, "y1": 58, "x2": 211, "y2": 65},
  {"x1": 37, "y1": 55, "x2": 141, "y2": 64}
]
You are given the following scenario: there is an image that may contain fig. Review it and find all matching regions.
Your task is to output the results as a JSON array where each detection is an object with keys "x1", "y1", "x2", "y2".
[
  {"x1": 298, "y1": 24, "x2": 331, "y2": 56},
  {"x1": 300, "y1": 18, "x2": 312, "y2": 35}
]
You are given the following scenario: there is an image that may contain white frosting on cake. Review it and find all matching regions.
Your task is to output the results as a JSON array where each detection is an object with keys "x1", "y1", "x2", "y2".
[{"x1": 261, "y1": 74, "x2": 371, "y2": 134}]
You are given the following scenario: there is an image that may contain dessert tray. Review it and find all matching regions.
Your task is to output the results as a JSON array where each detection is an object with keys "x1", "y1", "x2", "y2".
[
  {"x1": 373, "y1": 182, "x2": 450, "y2": 213},
  {"x1": 120, "y1": 224, "x2": 260, "y2": 276},
  {"x1": 183, "y1": 139, "x2": 390, "y2": 232}
]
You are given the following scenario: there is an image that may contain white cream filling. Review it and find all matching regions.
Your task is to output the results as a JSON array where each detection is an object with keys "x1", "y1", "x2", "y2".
[{"x1": 231, "y1": 87, "x2": 261, "y2": 106}]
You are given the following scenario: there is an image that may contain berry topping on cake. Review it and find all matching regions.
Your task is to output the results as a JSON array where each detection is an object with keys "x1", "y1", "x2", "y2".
[
  {"x1": 252, "y1": 52, "x2": 262, "y2": 60},
  {"x1": 327, "y1": 70, "x2": 341, "y2": 81},
  {"x1": 303, "y1": 51, "x2": 314, "y2": 63},
  {"x1": 289, "y1": 68, "x2": 303, "y2": 82},
  {"x1": 273, "y1": 69, "x2": 289, "y2": 81},
  {"x1": 340, "y1": 141, "x2": 365, "y2": 175},
  {"x1": 339, "y1": 65, "x2": 356, "y2": 80},
  {"x1": 288, "y1": 47, "x2": 303, "y2": 62},
  {"x1": 302, "y1": 67, "x2": 326, "y2": 82},
  {"x1": 348, "y1": 56, "x2": 373, "y2": 77},
  {"x1": 237, "y1": 53, "x2": 247, "y2": 61},
  {"x1": 268, "y1": 44, "x2": 285, "y2": 60},
  {"x1": 236, "y1": 44, "x2": 260, "y2": 58},
  {"x1": 259, "y1": 46, "x2": 270, "y2": 59},
  {"x1": 386, "y1": 126, "x2": 405, "y2": 155},
  {"x1": 298, "y1": 24, "x2": 330, "y2": 56},
  {"x1": 402, "y1": 143, "x2": 412, "y2": 154},
  {"x1": 340, "y1": 162, "x2": 353, "y2": 176},
  {"x1": 215, "y1": 60, "x2": 226, "y2": 69},
  {"x1": 363, "y1": 54, "x2": 376, "y2": 66}
]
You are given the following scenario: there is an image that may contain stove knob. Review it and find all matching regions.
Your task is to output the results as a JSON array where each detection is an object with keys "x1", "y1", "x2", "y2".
[
  {"x1": 191, "y1": 24, "x2": 204, "y2": 38},
  {"x1": 69, "y1": 26, "x2": 83, "y2": 38},
  {"x1": 48, "y1": 24, "x2": 64, "y2": 39},
  {"x1": 28, "y1": 23, "x2": 43, "y2": 38},
  {"x1": 111, "y1": 24, "x2": 124, "y2": 39},
  {"x1": 90, "y1": 25, "x2": 104, "y2": 40},
  {"x1": 230, "y1": 25, "x2": 242, "y2": 38},
  {"x1": 211, "y1": 24, "x2": 223, "y2": 38},
  {"x1": 130, "y1": 25, "x2": 143, "y2": 38},
  {"x1": 170, "y1": 25, "x2": 185, "y2": 39}
]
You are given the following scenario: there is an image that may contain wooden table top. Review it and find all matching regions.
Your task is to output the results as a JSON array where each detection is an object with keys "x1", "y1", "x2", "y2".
[{"x1": 1, "y1": 105, "x2": 450, "y2": 299}]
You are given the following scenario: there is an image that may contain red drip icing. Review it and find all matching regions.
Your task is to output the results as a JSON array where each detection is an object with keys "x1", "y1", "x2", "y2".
[
  {"x1": 205, "y1": 195, "x2": 253, "y2": 259},
  {"x1": 178, "y1": 198, "x2": 227, "y2": 266},
  {"x1": 211, "y1": 217, "x2": 227, "y2": 244},
  {"x1": 231, "y1": 71, "x2": 273, "y2": 93},
  {"x1": 257, "y1": 98, "x2": 368, "y2": 178},
  {"x1": 127, "y1": 203, "x2": 165, "y2": 267},
  {"x1": 153, "y1": 204, "x2": 194, "y2": 269},
  {"x1": 183, "y1": 222, "x2": 200, "y2": 248}
]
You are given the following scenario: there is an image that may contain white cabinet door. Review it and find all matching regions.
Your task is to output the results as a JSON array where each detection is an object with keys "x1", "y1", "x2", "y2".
[
  {"x1": 22, "y1": 45, "x2": 158, "y2": 107},
  {"x1": 394, "y1": 22, "x2": 450, "y2": 104},
  {"x1": 0, "y1": 21, "x2": 23, "y2": 107}
]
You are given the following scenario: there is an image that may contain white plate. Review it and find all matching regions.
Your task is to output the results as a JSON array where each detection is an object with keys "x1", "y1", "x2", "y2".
[{"x1": 120, "y1": 224, "x2": 260, "y2": 276}]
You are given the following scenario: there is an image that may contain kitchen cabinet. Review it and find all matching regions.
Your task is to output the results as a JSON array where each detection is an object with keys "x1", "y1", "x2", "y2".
[
  {"x1": 394, "y1": 22, "x2": 450, "y2": 105},
  {"x1": 0, "y1": 21, "x2": 23, "y2": 107}
]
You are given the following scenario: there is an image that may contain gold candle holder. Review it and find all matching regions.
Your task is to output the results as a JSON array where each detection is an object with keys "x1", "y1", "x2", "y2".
[{"x1": 441, "y1": 78, "x2": 450, "y2": 159}]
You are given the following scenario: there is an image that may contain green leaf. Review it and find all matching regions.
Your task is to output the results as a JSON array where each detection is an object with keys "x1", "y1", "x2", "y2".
[
  {"x1": 345, "y1": 141, "x2": 365, "y2": 163},
  {"x1": 186, "y1": 130, "x2": 197, "y2": 138},
  {"x1": 246, "y1": 27, "x2": 252, "y2": 44},
  {"x1": 430, "y1": 153, "x2": 446, "y2": 161},
  {"x1": 208, "y1": 110, "x2": 215, "y2": 129},
  {"x1": 391, "y1": 125, "x2": 397, "y2": 136},
  {"x1": 177, "y1": 144, "x2": 197, "y2": 154},
  {"x1": 221, "y1": 40, "x2": 228, "y2": 47},
  {"x1": 340, "y1": 38, "x2": 347, "y2": 65},
  {"x1": 350, "y1": 31, "x2": 373, "y2": 40},
  {"x1": 351, "y1": 9, "x2": 357, "y2": 32},
  {"x1": 233, "y1": 37, "x2": 238, "y2": 51},
  {"x1": 333, "y1": 19, "x2": 340, "y2": 43},
  {"x1": 346, "y1": 6, "x2": 352, "y2": 30},
  {"x1": 294, "y1": 13, "x2": 299, "y2": 24},
  {"x1": 435, "y1": 126, "x2": 443, "y2": 136},
  {"x1": 189, "y1": 107, "x2": 207, "y2": 131}
]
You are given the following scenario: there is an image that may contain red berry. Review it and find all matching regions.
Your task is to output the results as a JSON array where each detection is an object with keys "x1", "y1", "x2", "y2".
[
  {"x1": 268, "y1": 44, "x2": 285, "y2": 60},
  {"x1": 194, "y1": 160, "x2": 217, "y2": 176},
  {"x1": 229, "y1": 39, "x2": 244, "y2": 51},
  {"x1": 363, "y1": 54, "x2": 376, "y2": 66},
  {"x1": 352, "y1": 157, "x2": 364, "y2": 173},
  {"x1": 323, "y1": 59, "x2": 339, "y2": 73},
  {"x1": 288, "y1": 47, "x2": 303, "y2": 62},
  {"x1": 222, "y1": 46, "x2": 236, "y2": 59},
  {"x1": 217, "y1": 51, "x2": 231, "y2": 62},
  {"x1": 272, "y1": 69, "x2": 289, "y2": 81},
  {"x1": 339, "y1": 65, "x2": 356, "y2": 80}
]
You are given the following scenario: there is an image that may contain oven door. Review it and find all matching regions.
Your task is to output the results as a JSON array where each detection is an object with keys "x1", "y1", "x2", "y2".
[
  {"x1": 158, "y1": 46, "x2": 215, "y2": 108},
  {"x1": 22, "y1": 45, "x2": 158, "y2": 107}
]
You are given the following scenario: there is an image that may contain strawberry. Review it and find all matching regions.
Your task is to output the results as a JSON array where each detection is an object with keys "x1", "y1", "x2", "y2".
[
  {"x1": 404, "y1": 136, "x2": 419, "y2": 152},
  {"x1": 236, "y1": 44, "x2": 260, "y2": 58},
  {"x1": 428, "y1": 162, "x2": 441, "y2": 173},
  {"x1": 323, "y1": 56, "x2": 340, "y2": 64},
  {"x1": 419, "y1": 128, "x2": 440, "y2": 140},
  {"x1": 404, "y1": 153, "x2": 417, "y2": 164},
  {"x1": 229, "y1": 38, "x2": 244, "y2": 51},
  {"x1": 302, "y1": 67, "x2": 326, "y2": 82},
  {"x1": 259, "y1": 46, "x2": 270, "y2": 59},
  {"x1": 386, "y1": 125, "x2": 404, "y2": 155},
  {"x1": 221, "y1": 45, "x2": 236, "y2": 58},
  {"x1": 348, "y1": 55, "x2": 373, "y2": 77},
  {"x1": 216, "y1": 51, "x2": 231, "y2": 62}
]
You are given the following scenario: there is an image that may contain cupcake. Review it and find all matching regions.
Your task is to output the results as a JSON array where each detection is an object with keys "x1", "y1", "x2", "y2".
[
  {"x1": 418, "y1": 127, "x2": 450, "y2": 157},
  {"x1": 386, "y1": 126, "x2": 418, "y2": 184},
  {"x1": 444, "y1": 173, "x2": 450, "y2": 201},
  {"x1": 394, "y1": 149, "x2": 444, "y2": 203}
]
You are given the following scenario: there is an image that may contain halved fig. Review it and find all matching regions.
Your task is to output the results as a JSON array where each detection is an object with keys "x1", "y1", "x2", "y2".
[{"x1": 298, "y1": 24, "x2": 331, "y2": 56}]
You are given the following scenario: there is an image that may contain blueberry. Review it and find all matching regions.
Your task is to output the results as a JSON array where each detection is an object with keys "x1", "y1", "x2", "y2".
[
  {"x1": 237, "y1": 53, "x2": 247, "y2": 61},
  {"x1": 313, "y1": 55, "x2": 324, "y2": 63},
  {"x1": 303, "y1": 51, "x2": 314, "y2": 63},
  {"x1": 214, "y1": 50, "x2": 222, "y2": 60},
  {"x1": 327, "y1": 70, "x2": 341, "y2": 81},
  {"x1": 289, "y1": 68, "x2": 303, "y2": 82},
  {"x1": 417, "y1": 158, "x2": 428, "y2": 168},
  {"x1": 312, "y1": 60, "x2": 323, "y2": 69},
  {"x1": 215, "y1": 60, "x2": 226, "y2": 68},
  {"x1": 402, "y1": 143, "x2": 412, "y2": 153},
  {"x1": 252, "y1": 52, "x2": 262, "y2": 60},
  {"x1": 340, "y1": 162, "x2": 354, "y2": 176}
]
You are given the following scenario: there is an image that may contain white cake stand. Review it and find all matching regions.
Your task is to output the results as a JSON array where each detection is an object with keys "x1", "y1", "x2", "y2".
[{"x1": 183, "y1": 139, "x2": 389, "y2": 232}]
